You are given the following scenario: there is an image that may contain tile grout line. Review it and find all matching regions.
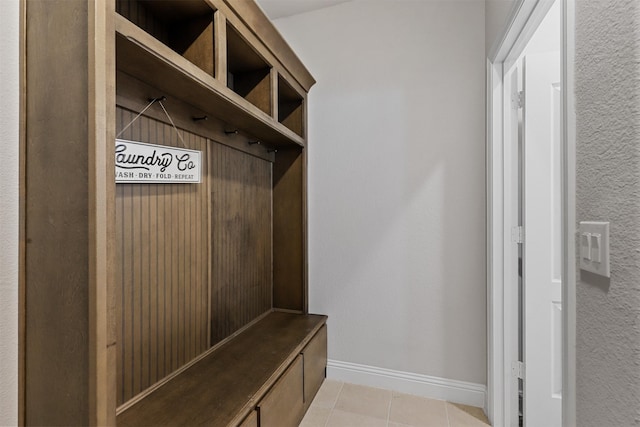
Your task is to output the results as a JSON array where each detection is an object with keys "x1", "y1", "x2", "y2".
[
  {"x1": 385, "y1": 391, "x2": 393, "y2": 427},
  {"x1": 444, "y1": 400, "x2": 451, "y2": 427},
  {"x1": 323, "y1": 380, "x2": 344, "y2": 427}
]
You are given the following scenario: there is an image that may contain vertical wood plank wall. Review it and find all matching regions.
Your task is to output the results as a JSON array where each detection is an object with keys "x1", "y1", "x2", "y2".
[
  {"x1": 114, "y1": 105, "x2": 274, "y2": 405},
  {"x1": 115, "y1": 108, "x2": 210, "y2": 405},
  {"x1": 210, "y1": 143, "x2": 272, "y2": 345},
  {"x1": 116, "y1": 0, "x2": 169, "y2": 44}
]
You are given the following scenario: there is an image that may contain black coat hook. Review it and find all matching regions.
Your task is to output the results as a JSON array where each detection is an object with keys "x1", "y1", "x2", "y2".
[
  {"x1": 148, "y1": 96, "x2": 167, "y2": 103},
  {"x1": 267, "y1": 148, "x2": 278, "y2": 153},
  {"x1": 193, "y1": 116, "x2": 208, "y2": 122},
  {"x1": 248, "y1": 140, "x2": 261, "y2": 146},
  {"x1": 225, "y1": 129, "x2": 239, "y2": 135}
]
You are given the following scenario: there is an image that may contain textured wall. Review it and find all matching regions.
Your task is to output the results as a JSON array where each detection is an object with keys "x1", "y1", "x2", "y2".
[
  {"x1": 0, "y1": 0, "x2": 19, "y2": 424},
  {"x1": 274, "y1": 1, "x2": 487, "y2": 386},
  {"x1": 575, "y1": 0, "x2": 640, "y2": 425}
]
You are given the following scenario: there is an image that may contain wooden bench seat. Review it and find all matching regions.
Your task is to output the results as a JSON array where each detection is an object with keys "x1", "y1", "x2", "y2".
[{"x1": 117, "y1": 312, "x2": 327, "y2": 427}]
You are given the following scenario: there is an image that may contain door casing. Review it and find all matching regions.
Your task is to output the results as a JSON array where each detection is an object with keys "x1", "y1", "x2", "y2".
[{"x1": 485, "y1": 1, "x2": 576, "y2": 426}]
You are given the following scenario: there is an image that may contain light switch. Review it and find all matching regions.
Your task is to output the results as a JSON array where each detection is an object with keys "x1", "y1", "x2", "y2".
[
  {"x1": 580, "y1": 232, "x2": 591, "y2": 260},
  {"x1": 579, "y1": 222, "x2": 610, "y2": 277},
  {"x1": 590, "y1": 233, "x2": 601, "y2": 262}
]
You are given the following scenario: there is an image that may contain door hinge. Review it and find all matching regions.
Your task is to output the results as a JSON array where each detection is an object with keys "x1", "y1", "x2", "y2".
[
  {"x1": 512, "y1": 361, "x2": 525, "y2": 379},
  {"x1": 512, "y1": 90, "x2": 524, "y2": 110},
  {"x1": 512, "y1": 226, "x2": 524, "y2": 244}
]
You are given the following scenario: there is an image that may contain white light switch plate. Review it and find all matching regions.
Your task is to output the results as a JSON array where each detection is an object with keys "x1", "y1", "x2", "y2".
[{"x1": 579, "y1": 221, "x2": 610, "y2": 278}]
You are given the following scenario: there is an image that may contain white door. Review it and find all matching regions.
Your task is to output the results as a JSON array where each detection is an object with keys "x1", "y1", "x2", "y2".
[{"x1": 522, "y1": 51, "x2": 562, "y2": 427}]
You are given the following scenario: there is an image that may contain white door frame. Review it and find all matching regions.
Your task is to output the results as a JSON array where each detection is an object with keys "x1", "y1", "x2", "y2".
[{"x1": 486, "y1": 1, "x2": 576, "y2": 426}]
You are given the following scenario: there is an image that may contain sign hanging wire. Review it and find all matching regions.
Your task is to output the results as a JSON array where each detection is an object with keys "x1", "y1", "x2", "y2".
[
  {"x1": 116, "y1": 96, "x2": 187, "y2": 149},
  {"x1": 158, "y1": 100, "x2": 187, "y2": 148},
  {"x1": 116, "y1": 98, "x2": 158, "y2": 138}
]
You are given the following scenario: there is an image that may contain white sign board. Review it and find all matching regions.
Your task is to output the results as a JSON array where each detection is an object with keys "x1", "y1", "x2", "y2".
[{"x1": 115, "y1": 139, "x2": 201, "y2": 184}]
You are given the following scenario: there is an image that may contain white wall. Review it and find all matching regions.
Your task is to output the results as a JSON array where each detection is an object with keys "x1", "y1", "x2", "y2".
[
  {"x1": 575, "y1": 0, "x2": 640, "y2": 425},
  {"x1": 273, "y1": 0, "x2": 487, "y2": 399},
  {"x1": 0, "y1": 0, "x2": 20, "y2": 425}
]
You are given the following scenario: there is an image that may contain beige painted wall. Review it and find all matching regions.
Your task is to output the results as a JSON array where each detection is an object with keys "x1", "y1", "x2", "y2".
[{"x1": 273, "y1": 1, "x2": 487, "y2": 391}]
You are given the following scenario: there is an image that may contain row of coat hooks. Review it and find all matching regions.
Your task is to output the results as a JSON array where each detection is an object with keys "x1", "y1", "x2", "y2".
[
  {"x1": 190, "y1": 112, "x2": 278, "y2": 153},
  {"x1": 141, "y1": 95, "x2": 279, "y2": 154},
  {"x1": 193, "y1": 117, "x2": 278, "y2": 153},
  {"x1": 222, "y1": 129, "x2": 278, "y2": 154}
]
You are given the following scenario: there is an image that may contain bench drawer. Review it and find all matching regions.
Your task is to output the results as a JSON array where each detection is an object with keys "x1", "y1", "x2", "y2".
[
  {"x1": 258, "y1": 355, "x2": 304, "y2": 427},
  {"x1": 303, "y1": 325, "x2": 327, "y2": 408}
]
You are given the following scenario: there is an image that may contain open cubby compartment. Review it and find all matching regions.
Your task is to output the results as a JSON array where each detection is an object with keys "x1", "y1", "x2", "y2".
[
  {"x1": 116, "y1": 0, "x2": 216, "y2": 77},
  {"x1": 278, "y1": 75, "x2": 305, "y2": 138},
  {"x1": 227, "y1": 23, "x2": 272, "y2": 116}
]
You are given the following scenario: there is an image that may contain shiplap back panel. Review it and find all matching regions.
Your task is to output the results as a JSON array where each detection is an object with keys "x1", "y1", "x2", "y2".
[
  {"x1": 115, "y1": 108, "x2": 210, "y2": 405},
  {"x1": 210, "y1": 143, "x2": 273, "y2": 345},
  {"x1": 116, "y1": 0, "x2": 170, "y2": 45}
]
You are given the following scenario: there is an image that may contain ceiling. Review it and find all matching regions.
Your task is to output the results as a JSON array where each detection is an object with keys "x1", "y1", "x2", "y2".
[{"x1": 256, "y1": 0, "x2": 351, "y2": 20}]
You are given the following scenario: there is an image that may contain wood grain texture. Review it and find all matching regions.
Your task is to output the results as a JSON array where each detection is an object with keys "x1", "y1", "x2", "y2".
[
  {"x1": 181, "y1": 19, "x2": 215, "y2": 77},
  {"x1": 210, "y1": 142, "x2": 272, "y2": 345},
  {"x1": 116, "y1": 312, "x2": 327, "y2": 427},
  {"x1": 258, "y1": 355, "x2": 304, "y2": 427},
  {"x1": 235, "y1": 68, "x2": 272, "y2": 116},
  {"x1": 214, "y1": 10, "x2": 227, "y2": 86},
  {"x1": 303, "y1": 325, "x2": 327, "y2": 409},
  {"x1": 273, "y1": 148, "x2": 305, "y2": 311},
  {"x1": 118, "y1": 0, "x2": 215, "y2": 77},
  {"x1": 238, "y1": 410, "x2": 258, "y2": 427},
  {"x1": 217, "y1": 0, "x2": 316, "y2": 92},
  {"x1": 115, "y1": 72, "x2": 275, "y2": 163},
  {"x1": 226, "y1": 23, "x2": 272, "y2": 115},
  {"x1": 88, "y1": 0, "x2": 116, "y2": 425},
  {"x1": 280, "y1": 101, "x2": 304, "y2": 138},
  {"x1": 24, "y1": 0, "x2": 93, "y2": 424},
  {"x1": 115, "y1": 16, "x2": 305, "y2": 147},
  {"x1": 116, "y1": 0, "x2": 170, "y2": 44},
  {"x1": 116, "y1": 108, "x2": 210, "y2": 406},
  {"x1": 278, "y1": 75, "x2": 304, "y2": 137}
]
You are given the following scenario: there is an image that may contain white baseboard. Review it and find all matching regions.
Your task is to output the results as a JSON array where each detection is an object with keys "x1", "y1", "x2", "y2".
[{"x1": 327, "y1": 359, "x2": 486, "y2": 409}]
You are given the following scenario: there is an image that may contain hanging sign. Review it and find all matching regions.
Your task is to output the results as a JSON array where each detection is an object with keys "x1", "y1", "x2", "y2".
[{"x1": 115, "y1": 139, "x2": 201, "y2": 184}]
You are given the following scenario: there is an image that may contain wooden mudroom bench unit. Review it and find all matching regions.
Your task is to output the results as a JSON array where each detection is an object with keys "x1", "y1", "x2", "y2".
[
  {"x1": 21, "y1": 0, "x2": 325, "y2": 425},
  {"x1": 118, "y1": 313, "x2": 327, "y2": 427}
]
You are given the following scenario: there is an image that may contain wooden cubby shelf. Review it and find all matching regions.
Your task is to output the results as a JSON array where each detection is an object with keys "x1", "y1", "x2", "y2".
[
  {"x1": 115, "y1": 10, "x2": 305, "y2": 148},
  {"x1": 117, "y1": 0, "x2": 216, "y2": 77},
  {"x1": 278, "y1": 75, "x2": 305, "y2": 138},
  {"x1": 227, "y1": 24, "x2": 272, "y2": 116}
]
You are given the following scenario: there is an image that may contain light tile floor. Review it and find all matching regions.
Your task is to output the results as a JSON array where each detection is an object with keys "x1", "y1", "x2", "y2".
[{"x1": 300, "y1": 380, "x2": 491, "y2": 427}]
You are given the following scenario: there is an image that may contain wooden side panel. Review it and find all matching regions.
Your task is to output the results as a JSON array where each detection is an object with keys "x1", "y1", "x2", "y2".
[
  {"x1": 210, "y1": 143, "x2": 272, "y2": 345},
  {"x1": 115, "y1": 108, "x2": 210, "y2": 406},
  {"x1": 273, "y1": 148, "x2": 304, "y2": 311},
  {"x1": 24, "y1": 1, "x2": 92, "y2": 424},
  {"x1": 235, "y1": 69, "x2": 271, "y2": 116},
  {"x1": 258, "y1": 355, "x2": 304, "y2": 427},
  {"x1": 303, "y1": 325, "x2": 327, "y2": 409},
  {"x1": 175, "y1": 17, "x2": 215, "y2": 77},
  {"x1": 214, "y1": 11, "x2": 227, "y2": 86},
  {"x1": 280, "y1": 101, "x2": 304, "y2": 138}
]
